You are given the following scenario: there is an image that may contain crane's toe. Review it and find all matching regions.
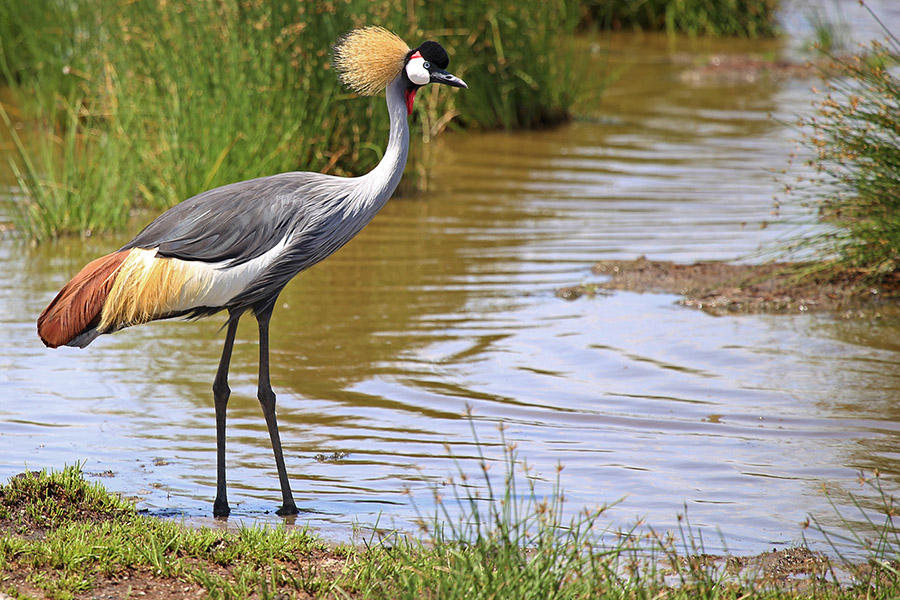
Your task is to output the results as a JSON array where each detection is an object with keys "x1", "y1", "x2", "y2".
[
  {"x1": 276, "y1": 502, "x2": 299, "y2": 516},
  {"x1": 213, "y1": 499, "x2": 231, "y2": 517}
]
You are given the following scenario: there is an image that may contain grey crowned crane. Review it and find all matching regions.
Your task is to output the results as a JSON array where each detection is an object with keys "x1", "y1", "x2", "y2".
[{"x1": 37, "y1": 27, "x2": 467, "y2": 517}]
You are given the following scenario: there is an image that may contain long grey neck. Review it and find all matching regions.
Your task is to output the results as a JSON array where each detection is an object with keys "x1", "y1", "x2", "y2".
[{"x1": 352, "y1": 75, "x2": 410, "y2": 210}]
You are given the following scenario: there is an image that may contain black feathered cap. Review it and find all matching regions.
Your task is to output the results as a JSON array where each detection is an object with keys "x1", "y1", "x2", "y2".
[{"x1": 408, "y1": 41, "x2": 450, "y2": 69}]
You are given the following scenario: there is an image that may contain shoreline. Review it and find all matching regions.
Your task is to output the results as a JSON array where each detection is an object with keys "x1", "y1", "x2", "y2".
[{"x1": 557, "y1": 258, "x2": 900, "y2": 317}]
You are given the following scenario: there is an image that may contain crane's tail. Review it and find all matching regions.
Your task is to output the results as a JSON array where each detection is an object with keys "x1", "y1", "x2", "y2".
[
  {"x1": 37, "y1": 251, "x2": 130, "y2": 348},
  {"x1": 38, "y1": 248, "x2": 216, "y2": 348}
]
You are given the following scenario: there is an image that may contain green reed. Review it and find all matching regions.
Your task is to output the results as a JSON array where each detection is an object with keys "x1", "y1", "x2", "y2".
[
  {"x1": 0, "y1": 79, "x2": 142, "y2": 240},
  {"x1": 780, "y1": 9, "x2": 900, "y2": 285},
  {"x1": 108, "y1": 1, "x2": 353, "y2": 208},
  {"x1": 0, "y1": 0, "x2": 590, "y2": 240},
  {"x1": 0, "y1": 1, "x2": 104, "y2": 108},
  {"x1": 585, "y1": 0, "x2": 780, "y2": 37},
  {"x1": 419, "y1": 1, "x2": 585, "y2": 130}
]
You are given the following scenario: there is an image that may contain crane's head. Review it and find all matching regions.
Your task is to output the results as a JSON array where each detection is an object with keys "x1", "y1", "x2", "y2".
[{"x1": 332, "y1": 27, "x2": 467, "y2": 115}]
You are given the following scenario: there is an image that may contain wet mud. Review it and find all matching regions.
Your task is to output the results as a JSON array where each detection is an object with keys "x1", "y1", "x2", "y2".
[{"x1": 558, "y1": 258, "x2": 900, "y2": 317}]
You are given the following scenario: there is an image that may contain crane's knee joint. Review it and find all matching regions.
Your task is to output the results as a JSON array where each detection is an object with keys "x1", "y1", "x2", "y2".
[
  {"x1": 213, "y1": 380, "x2": 231, "y2": 401},
  {"x1": 257, "y1": 387, "x2": 276, "y2": 409}
]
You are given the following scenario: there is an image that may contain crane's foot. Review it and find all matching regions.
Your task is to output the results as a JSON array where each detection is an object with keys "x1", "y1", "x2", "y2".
[
  {"x1": 276, "y1": 502, "x2": 299, "y2": 516},
  {"x1": 213, "y1": 499, "x2": 231, "y2": 517}
]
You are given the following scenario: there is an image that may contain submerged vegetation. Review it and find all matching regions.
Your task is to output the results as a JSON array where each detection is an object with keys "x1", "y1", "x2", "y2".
[
  {"x1": 3, "y1": 456, "x2": 900, "y2": 598},
  {"x1": 781, "y1": 8, "x2": 900, "y2": 286},
  {"x1": 0, "y1": 0, "x2": 587, "y2": 240}
]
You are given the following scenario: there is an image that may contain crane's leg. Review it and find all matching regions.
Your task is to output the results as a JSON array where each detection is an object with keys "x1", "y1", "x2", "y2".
[
  {"x1": 212, "y1": 313, "x2": 240, "y2": 517},
  {"x1": 255, "y1": 304, "x2": 299, "y2": 516}
]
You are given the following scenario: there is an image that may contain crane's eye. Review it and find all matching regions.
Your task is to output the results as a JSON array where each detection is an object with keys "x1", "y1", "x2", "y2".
[{"x1": 423, "y1": 62, "x2": 431, "y2": 70}]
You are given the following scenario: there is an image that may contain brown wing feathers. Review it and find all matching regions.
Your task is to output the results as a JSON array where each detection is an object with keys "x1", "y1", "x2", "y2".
[
  {"x1": 38, "y1": 248, "x2": 211, "y2": 348},
  {"x1": 37, "y1": 251, "x2": 130, "y2": 348}
]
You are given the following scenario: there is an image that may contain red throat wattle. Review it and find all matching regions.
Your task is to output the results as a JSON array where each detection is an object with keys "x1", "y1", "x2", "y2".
[
  {"x1": 404, "y1": 50, "x2": 424, "y2": 115},
  {"x1": 405, "y1": 88, "x2": 417, "y2": 115}
]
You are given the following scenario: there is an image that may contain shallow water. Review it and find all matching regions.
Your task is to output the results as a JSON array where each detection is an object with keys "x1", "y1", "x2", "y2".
[{"x1": 3, "y1": 0, "x2": 900, "y2": 554}]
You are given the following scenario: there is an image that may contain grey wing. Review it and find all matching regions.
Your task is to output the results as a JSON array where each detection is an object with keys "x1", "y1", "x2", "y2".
[{"x1": 122, "y1": 173, "x2": 321, "y2": 266}]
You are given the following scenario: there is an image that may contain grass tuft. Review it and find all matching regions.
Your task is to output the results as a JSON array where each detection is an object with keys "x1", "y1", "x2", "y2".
[
  {"x1": 779, "y1": 4, "x2": 900, "y2": 286},
  {"x1": 0, "y1": 465, "x2": 330, "y2": 598},
  {"x1": 802, "y1": 471, "x2": 900, "y2": 596},
  {"x1": 0, "y1": 464, "x2": 133, "y2": 530},
  {"x1": 342, "y1": 418, "x2": 644, "y2": 599}
]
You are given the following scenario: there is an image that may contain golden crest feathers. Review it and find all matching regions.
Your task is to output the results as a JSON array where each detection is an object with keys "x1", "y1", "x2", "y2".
[{"x1": 332, "y1": 26, "x2": 410, "y2": 96}]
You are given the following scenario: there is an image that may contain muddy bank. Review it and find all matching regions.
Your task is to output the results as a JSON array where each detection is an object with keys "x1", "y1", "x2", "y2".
[
  {"x1": 670, "y1": 547, "x2": 834, "y2": 593},
  {"x1": 675, "y1": 52, "x2": 823, "y2": 84},
  {"x1": 557, "y1": 258, "x2": 900, "y2": 316}
]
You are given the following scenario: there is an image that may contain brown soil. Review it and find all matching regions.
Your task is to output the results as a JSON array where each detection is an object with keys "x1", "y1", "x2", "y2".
[
  {"x1": 0, "y1": 566, "x2": 210, "y2": 600},
  {"x1": 557, "y1": 258, "x2": 900, "y2": 317},
  {"x1": 0, "y1": 525, "x2": 351, "y2": 600}
]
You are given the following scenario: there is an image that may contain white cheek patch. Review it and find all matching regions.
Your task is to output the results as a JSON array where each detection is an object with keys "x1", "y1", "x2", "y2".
[{"x1": 405, "y1": 55, "x2": 430, "y2": 86}]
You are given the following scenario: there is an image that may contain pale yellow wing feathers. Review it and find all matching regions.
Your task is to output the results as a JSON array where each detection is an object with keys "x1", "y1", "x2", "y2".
[{"x1": 99, "y1": 249, "x2": 210, "y2": 331}]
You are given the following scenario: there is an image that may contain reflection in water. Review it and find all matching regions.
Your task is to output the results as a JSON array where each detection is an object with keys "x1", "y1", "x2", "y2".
[{"x1": 3, "y1": 2, "x2": 900, "y2": 553}]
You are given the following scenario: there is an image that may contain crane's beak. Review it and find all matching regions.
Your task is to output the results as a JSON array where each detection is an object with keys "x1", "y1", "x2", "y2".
[{"x1": 431, "y1": 68, "x2": 467, "y2": 89}]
